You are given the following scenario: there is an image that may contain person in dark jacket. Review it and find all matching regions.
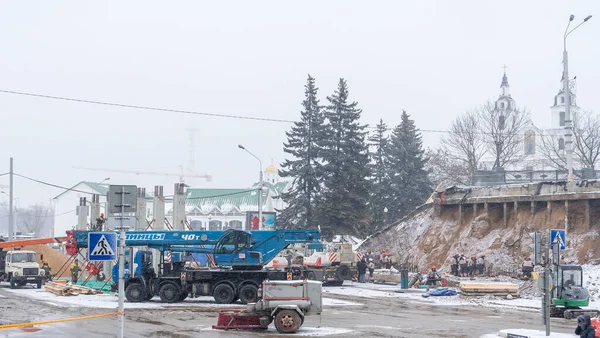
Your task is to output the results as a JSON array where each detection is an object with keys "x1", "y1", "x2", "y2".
[
  {"x1": 357, "y1": 258, "x2": 368, "y2": 283},
  {"x1": 575, "y1": 315, "x2": 595, "y2": 337}
]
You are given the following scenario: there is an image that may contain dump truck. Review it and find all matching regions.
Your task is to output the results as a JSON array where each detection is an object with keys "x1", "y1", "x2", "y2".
[{"x1": 0, "y1": 249, "x2": 45, "y2": 289}]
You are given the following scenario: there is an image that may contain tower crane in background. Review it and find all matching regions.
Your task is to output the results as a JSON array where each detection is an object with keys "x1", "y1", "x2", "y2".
[{"x1": 72, "y1": 165, "x2": 212, "y2": 185}]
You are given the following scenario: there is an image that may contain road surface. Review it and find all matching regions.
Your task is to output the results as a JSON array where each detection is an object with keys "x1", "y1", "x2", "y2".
[{"x1": 0, "y1": 283, "x2": 580, "y2": 337}]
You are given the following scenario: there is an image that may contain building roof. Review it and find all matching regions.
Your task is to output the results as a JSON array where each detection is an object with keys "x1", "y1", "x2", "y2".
[
  {"x1": 54, "y1": 181, "x2": 153, "y2": 199},
  {"x1": 185, "y1": 188, "x2": 268, "y2": 209},
  {"x1": 53, "y1": 181, "x2": 109, "y2": 199}
]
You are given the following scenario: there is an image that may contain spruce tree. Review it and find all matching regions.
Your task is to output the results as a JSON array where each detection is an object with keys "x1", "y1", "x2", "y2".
[
  {"x1": 386, "y1": 111, "x2": 432, "y2": 221},
  {"x1": 319, "y1": 78, "x2": 371, "y2": 237},
  {"x1": 279, "y1": 75, "x2": 326, "y2": 229},
  {"x1": 368, "y1": 119, "x2": 391, "y2": 231}
]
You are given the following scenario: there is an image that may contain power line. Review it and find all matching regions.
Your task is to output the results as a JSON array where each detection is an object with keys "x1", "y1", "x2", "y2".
[
  {"x1": 0, "y1": 89, "x2": 296, "y2": 124},
  {"x1": 0, "y1": 173, "x2": 8, "y2": 177},
  {"x1": 0, "y1": 89, "x2": 575, "y2": 137},
  {"x1": 13, "y1": 173, "x2": 95, "y2": 195}
]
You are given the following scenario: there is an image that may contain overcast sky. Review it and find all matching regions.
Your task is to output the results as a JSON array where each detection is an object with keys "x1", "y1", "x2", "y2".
[{"x1": 1, "y1": 1, "x2": 599, "y2": 207}]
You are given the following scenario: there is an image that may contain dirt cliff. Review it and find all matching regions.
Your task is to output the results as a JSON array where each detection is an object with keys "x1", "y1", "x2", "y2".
[{"x1": 361, "y1": 201, "x2": 600, "y2": 274}]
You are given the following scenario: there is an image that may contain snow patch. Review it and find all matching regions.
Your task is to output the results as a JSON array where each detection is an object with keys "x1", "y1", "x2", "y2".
[
  {"x1": 480, "y1": 329, "x2": 576, "y2": 338},
  {"x1": 198, "y1": 325, "x2": 353, "y2": 336}
]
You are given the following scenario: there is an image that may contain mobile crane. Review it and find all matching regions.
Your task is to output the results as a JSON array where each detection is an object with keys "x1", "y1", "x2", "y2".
[{"x1": 65, "y1": 228, "x2": 322, "y2": 304}]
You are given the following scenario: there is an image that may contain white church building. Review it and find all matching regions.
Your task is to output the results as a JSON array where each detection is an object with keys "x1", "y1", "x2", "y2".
[{"x1": 480, "y1": 71, "x2": 580, "y2": 176}]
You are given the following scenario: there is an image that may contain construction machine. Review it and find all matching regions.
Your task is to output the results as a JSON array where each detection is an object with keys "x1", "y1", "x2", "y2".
[
  {"x1": 550, "y1": 264, "x2": 600, "y2": 319},
  {"x1": 213, "y1": 279, "x2": 322, "y2": 333},
  {"x1": 0, "y1": 237, "x2": 66, "y2": 289},
  {"x1": 66, "y1": 228, "x2": 322, "y2": 304},
  {"x1": 268, "y1": 241, "x2": 358, "y2": 286}
]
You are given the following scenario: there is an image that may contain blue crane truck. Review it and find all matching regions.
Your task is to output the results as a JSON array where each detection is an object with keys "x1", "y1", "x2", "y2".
[{"x1": 66, "y1": 228, "x2": 321, "y2": 304}]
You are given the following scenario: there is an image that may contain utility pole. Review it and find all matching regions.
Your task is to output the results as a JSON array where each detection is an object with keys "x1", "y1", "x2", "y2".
[
  {"x1": 563, "y1": 14, "x2": 593, "y2": 180},
  {"x1": 238, "y1": 145, "x2": 263, "y2": 230},
  {"x1": 8, "y1": 157, "x2": 14, "y2": 240}
]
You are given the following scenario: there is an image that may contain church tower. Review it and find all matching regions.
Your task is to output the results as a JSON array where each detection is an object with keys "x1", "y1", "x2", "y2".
[
  {"x1": 494, "y1": 70, "x2": 516, "y2": 112},
  {"x1": 550, "y1": 81, "x2": 580, "y2": 129}
]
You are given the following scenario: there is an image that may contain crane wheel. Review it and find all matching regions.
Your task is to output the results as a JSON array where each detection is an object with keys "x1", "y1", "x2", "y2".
[
  {"x1": 274, "y1": 309, "x2": 301, "y2": 333},
  {"x1": 336, "y1": 265, "x2": 351, "y2": 280},
  {"x1": 238, "y1": 284, "x2": 259, "y2": 304},
  {"x1": 213, "y1": 284, "x2": 235, "y2": 304},
  {"x1": 159, "y1": 283, "x2": 180, "y2": 303},
  {"x1": 564, "y1": 311, "x2": 574, "y2": 320},
  {"x1": 307, "y1": 271, "x2": 317, "y2": 280},
  {"x1": 125, "y1": 283, "x2": 145, "y2": 303}
]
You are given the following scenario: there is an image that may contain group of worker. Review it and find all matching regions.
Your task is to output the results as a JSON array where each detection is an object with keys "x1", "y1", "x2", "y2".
[
  {"x1": 362, "y1": 249, "x2": 394, "y2": 269},
  {"x1": 356, "y1": 257, "x2": 376, "y2": 283},
  {"x1": 450, "y1": 253, "x2": 486, "y2": 277},
  {"x1": 40, "y1": 259, "x2": 82, "y2": 284}
]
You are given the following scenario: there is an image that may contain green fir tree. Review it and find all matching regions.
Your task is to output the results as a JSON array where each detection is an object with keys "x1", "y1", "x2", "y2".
[
  {"x1": 319, "y1": 78, "x2": 371, "y2": 238},
  {"x1": 386, "y1": 111, "x2": 432, "y2": 221},
  {"x1": 279, "y1": 75, "x2": 326, "y2": 229}
]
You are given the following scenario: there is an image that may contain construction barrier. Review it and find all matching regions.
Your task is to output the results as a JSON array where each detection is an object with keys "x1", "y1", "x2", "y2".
[{"x1": 0, "y1": 311, "x2": 121, "y2": 330}]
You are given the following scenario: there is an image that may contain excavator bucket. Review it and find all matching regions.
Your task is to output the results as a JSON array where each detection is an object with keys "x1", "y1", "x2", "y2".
[{"x1": 212, "y1": 309, "x2": 268, "y2": 330}]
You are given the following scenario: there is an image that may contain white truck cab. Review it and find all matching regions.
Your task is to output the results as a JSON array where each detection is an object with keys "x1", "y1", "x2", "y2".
[{"x1": 0, "y1": 249, "x2": 44, "y2": 288}]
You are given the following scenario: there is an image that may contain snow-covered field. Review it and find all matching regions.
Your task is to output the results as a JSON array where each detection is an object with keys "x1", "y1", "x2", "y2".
[{"x1": 5, "y1": 287, "x2": 362, "y2": 309}]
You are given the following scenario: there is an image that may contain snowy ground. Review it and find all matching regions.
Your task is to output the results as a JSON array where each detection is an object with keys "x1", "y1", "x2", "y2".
[
  {"x1": 480, "y1": 329, "x2": 575, "y2": 338},
  {"x1": 4, "y1": 287, "x2": 361, "y2": 309}
]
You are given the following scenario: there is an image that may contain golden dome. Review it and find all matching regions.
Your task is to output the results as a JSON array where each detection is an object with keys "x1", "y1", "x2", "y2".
[{"x1": 265, "y1": 163, "x2": 278, "y2": 173}]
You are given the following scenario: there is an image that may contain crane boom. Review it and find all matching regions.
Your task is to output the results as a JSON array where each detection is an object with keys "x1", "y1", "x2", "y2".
[
  {"x1": 66, "y1": 229, "x2": 321, "y2": 268},
  {"x1": 72, "y1": 166, "x2": 212, "y2": 182},
  {"x1": 0, "y1": 237, "x2": 67, "y2": 249}
]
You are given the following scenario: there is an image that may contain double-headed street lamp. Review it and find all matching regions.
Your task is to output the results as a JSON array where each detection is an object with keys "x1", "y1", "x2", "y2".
[
  {"x1": 238, "y1": 145, "x2": 263, "y2": 230},
  {"x1": 563, "y1": 14, "x2": 592, "y2": 180}
]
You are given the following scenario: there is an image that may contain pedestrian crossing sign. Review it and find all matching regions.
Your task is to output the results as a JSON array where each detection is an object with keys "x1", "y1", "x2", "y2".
[
  {"x1": 550, "y1": 229, "x2": 566, "y2": 250},
  {"x1": 88, "y1": 232, "x2": 117, "y2": 261}
]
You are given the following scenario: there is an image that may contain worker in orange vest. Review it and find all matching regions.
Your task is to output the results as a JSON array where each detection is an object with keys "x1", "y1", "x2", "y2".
[{"x1": 522, "y1": 257, "x2": 534, "y2": 279}]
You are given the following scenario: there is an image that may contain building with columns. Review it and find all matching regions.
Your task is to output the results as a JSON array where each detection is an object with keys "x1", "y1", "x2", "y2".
[{"x1": 166, "y1": 162, "x2": 290, "y2": 231}]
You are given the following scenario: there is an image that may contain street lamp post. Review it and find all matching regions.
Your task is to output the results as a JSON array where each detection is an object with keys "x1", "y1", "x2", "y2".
[
  {"x1": 238, "y1": 145, "x2": 263, "y2": 230},
  {"x1": 563, "y1": 14, "x2": 592, "y2": 180}
]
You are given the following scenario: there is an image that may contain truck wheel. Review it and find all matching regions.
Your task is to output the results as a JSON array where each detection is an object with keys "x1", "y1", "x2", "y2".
[
  {"x1": 126, "y1": 283, "x2": 145, "y2": 303},
  {"x1": 307, "y1": 271, "x2": 316, "y2": 280},
  {"x1": 213, "y1": 284, "x2": 235, "y2": 304},
  {"x1": 274, "y1": 309, "x2": 301, "y2": 333},
  {"x1": 336, "y1": 265, "x2": 351, "y2": 280},
  {"x1": 159, "y1": 283, "x2": 180, "y2": 303},
  {"x1": 238, "y1": 284, "x2": 258, "y2": 304},
  {"x1": 179, "y1": 291, "x2": 188, "y2": 301}
]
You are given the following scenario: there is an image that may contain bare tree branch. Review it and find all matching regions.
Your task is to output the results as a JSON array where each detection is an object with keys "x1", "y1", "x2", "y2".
[
  {"x1": 440, "y1": 110, "x2": 487, "y2": 184},
  {"x1": 573, "y1": 111, "x2": 600, "y2": 170},
  {"x1": 478, "y1": 101, "x2": 529, "y2": 169}
]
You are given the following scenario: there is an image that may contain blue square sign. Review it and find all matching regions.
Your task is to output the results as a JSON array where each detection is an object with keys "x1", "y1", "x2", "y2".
[
  {"x1": 88, "y1": 232, "x2": 117, "y2": 261},
  {"x1": 550, "y1": 229, "x2": 566, "y2": 250}
]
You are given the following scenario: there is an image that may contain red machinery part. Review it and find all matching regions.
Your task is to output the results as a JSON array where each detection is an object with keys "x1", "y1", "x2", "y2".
[
  {"x1": 212, "y1": 309, "x2": 268, "y2": 330},
  {"x1": 65, "y1": 230, "x2": 78, "y2": 256},
  {"x1": 85, "y1": 263, "x2": 100, "y2": 276}
]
